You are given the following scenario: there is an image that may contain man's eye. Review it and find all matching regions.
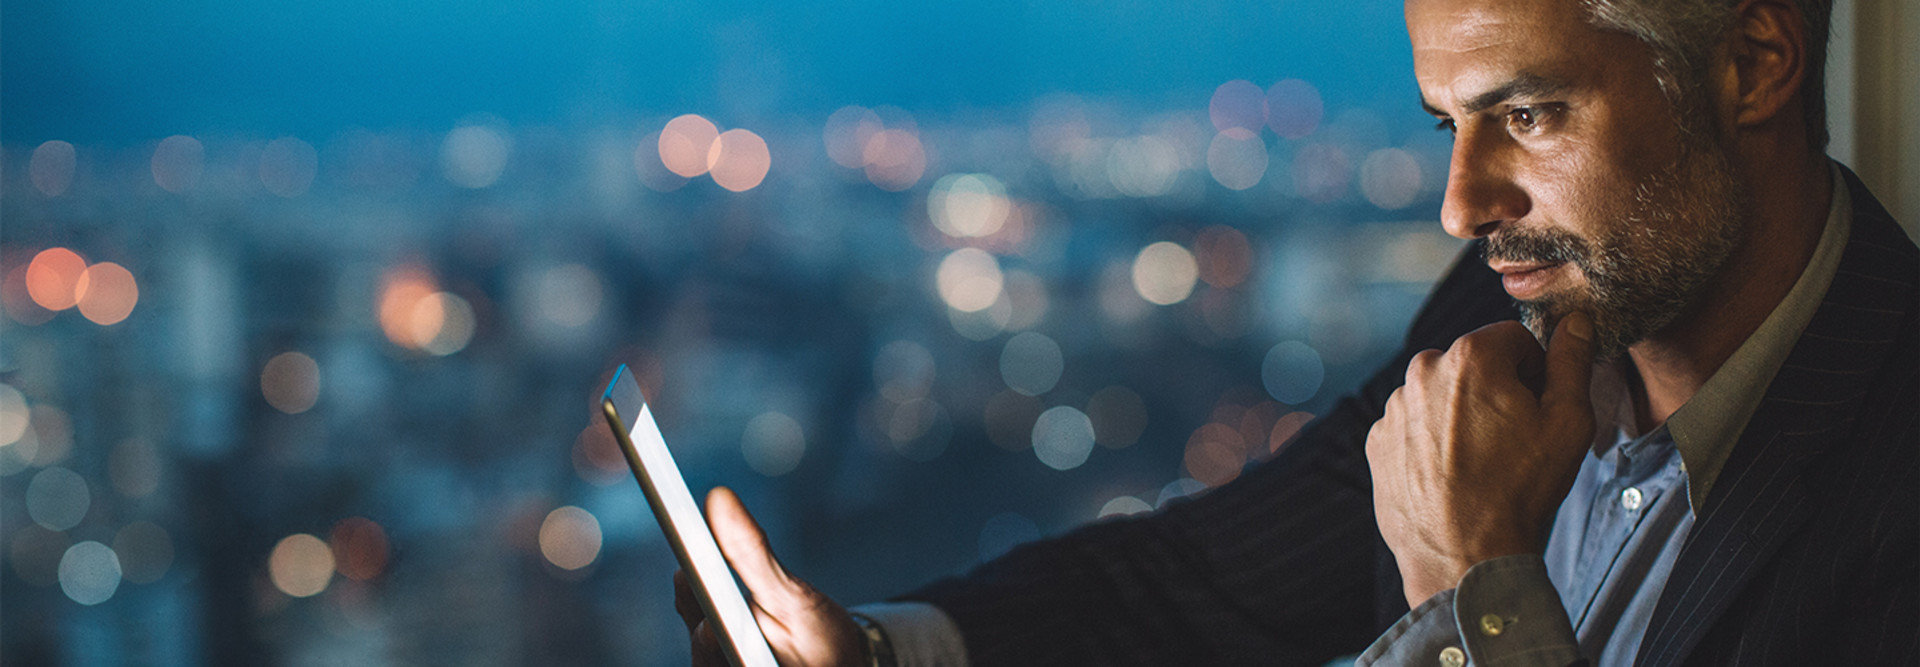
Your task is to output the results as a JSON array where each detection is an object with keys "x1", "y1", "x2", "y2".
[{"x1": 1433, "y1": 117, "x2": 1457, "y2": 134}]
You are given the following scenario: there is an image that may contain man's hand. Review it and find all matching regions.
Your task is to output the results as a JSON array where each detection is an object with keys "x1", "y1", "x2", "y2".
[
  {"x1": 1366, "y1": 313, "x2": 1597, "y2": 607},
  {"x1": 676, "y1": 486, "x2": 867, "y2": 667}
]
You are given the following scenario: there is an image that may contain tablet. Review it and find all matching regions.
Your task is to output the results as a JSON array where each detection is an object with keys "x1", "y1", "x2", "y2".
[{"x1": 601, "y1": 365, "x2": 779, "y2": 667}]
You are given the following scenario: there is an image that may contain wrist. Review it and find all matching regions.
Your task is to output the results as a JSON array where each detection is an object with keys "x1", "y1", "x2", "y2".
[{"x1": 847, "y1": 611, "x2": 898, "y2": 667}]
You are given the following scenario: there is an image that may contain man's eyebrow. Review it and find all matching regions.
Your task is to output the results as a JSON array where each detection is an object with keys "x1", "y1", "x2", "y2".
[{"x1": 1418, "y1": 72, "x2": 1573, "y2": 117}]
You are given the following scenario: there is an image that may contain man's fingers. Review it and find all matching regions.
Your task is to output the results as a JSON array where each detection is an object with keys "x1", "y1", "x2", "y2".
[
  {"x1": 1542, "y1": 311, "x2": 1597, "y2": 423},
  {"x1": 705, "y1": 486, "x2": 800, "y2": 613},
  {"x1": 673, "y1": 569, "x2": 704, "y2": 632}
]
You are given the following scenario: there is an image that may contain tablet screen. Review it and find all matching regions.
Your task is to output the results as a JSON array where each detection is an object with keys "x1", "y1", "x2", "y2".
[{"x1": 602, "y1": 366, "x2": 778, "y2": 667}]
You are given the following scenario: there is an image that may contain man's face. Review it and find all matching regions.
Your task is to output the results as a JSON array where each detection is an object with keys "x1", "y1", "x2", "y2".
[{"x1": 1407, "y1": 0, "x2": 1748, "y2": 360}]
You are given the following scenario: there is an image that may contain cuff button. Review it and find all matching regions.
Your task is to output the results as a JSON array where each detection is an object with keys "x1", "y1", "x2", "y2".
[
  {"x1": 1478, "y1": 613, "x2": 1505, "y2": 636},
  {"x1": 1439, "y1": 646, "x2": 1466, "y2": 667}
]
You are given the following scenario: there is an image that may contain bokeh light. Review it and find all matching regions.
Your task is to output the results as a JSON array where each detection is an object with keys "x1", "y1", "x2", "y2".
[
  {"x1": 1207, "y1": 129, "x2": 1268, "y2": 191},
  {"x1": 535, "y1": 263, "x2": 603, "y2": 328},
  {"x1": 824, "y1": 106, "x2": 885, "y2": 169},
  {"x1": 707, "y1": 129, "x2": 772, "y2": 192},
  {"x1": 884, "y1": 398, "x2": 951, "y2": 462},
  {"x1": 26, "y1": 248, "x2": 86, "y2": 311},
  {"x1": 659, "y1": 114, "x2": 720, "y2": 178},
  {"x1": 416, "y1": 292, "x2": 476, "y2": 355},
  {"x1": 1194, "y1": 226, "x2": 1253, "y2": 289},
  {"x1": 261, "y1": 351, "x2": 321, "y2": 414},
  {"x1": 936, "y1": 248, "x2": 1004, "y2": 313},
  {"x1": 1085, "y1": 386, "x2": 1147, "y2": 448},
  {"x1": 1000, "y1": 271, "x2": 1050, "y2": 331},
  {"x1": 3, "y1": 261, "x2": 57, "y2": 325},
  {"x1": 539, "y1": 506, "x2": 603, "y2": 571},
  {"x1": 74, "y1": 261, "x2": 139, "y2": 325},
  {"x1": 1359, "y1": 148, "x2": 1423, "y2": 210},
  {"x1": 1032, "y1": 405, "x2": 1096, "y2": 471},
  {"x1": 1268, "y1": 410, "x2": 1318, "y2": 455},
  {"x1": 0, "y1": 383, "x2": 29, "y2": 446},
  {"x1": 113, "y1": 521, "x2": 175, "y2": 584},
  {"x1": 1209, "y1": 80, "x2": 1267, "y2": 133},
  {"x1": 378, "y1": 265, "x2": 440, "y2": 349},
  {"x1": 30, "y1": 140, "x2": 76, "y2": 197},
  {"x1": 58, "y1": 541, "x2": 122, "y2": 605},
  {"x1": 1098, "y1": 496, "x2": 1153, "y2": 519},
  {"x1": 268, "y1": 533, "x2": 335, "y2": 598},
  {"x1": 330, "y1": 517, "x2": 390, "y2": 582},
  {"x1": 929, "y1": 174, "x2": 1011, "y2": 238},
  {"x1": 151, "y1": 135, "x2": 204, "y2": 193},
  {"x1": 999, "y1": 332, "x2": 1064, "y2": 396},
  {"x1": 441, "y1": 124, "x2": 512, "y2": 188},
  {"x1": 260, "y1": 136, "x2": 320, "y2": 198},
  {"x1": 1131, "y1": 241, "x2": 1199, "y2": 306},
  {"x1": 27, "y1": 466, "x2": 90, "y2": 531},
  {"x1": 741, "y1": 411, "x2": 806, "y2": 477},
  {"x1": 1262, "y1": 341, "x2": 1325, "y2": 404},
  {"x1": 1290, "y1": 143, "x2": 1352, "y2": 203},
  {"x1": 862, "y1": 129, "x2": 926, "y2": 191},
  {"x1": 1183, "y1": 422, "x2": 1247, "y2": 486},
  {"x1": 1266, "y1": 79, "x2": 1326, "y2": 139},
  {"x1": 27, "y1": 405, "x2": 73, "y2": 466},
  {"x1": 573, "y1": 424, "x2": 628, "y2": 485},
  {"x1": 1105, "y1": 136, "x2": 1182, "y2": 198}
]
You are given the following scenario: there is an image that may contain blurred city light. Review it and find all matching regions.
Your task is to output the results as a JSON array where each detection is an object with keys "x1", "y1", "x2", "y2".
[
  {"x1": 26, "y1": 466, "x2": 90, "y2": 531},
  {"x1": 1360, "y1": 148, "x2": 1423, "y2": 210},
  {"x1": 269, "y1": 533, "x2": 336, "y2": 598},
  {"x1": 1262, "y1": 341, "x2": 1326, "y2": 404},
  {"x1": 708, "y1": 129, "x2": 772, "y2": 192},
  {"x1": 936, "y1": 248, "x2": 1003, "y2": 313},
  {"x1": 261, "y1": 351, "x2": 322, "y2": 415},
  {"x1": 330, "y1": 517, "x2": 390, "y2": 582},
  {"x1": 1209, "y1": 80, "x2": 1268, "y2": 133},
  {"x1": 259, "y1": 136, "x2": 320, "y2": 198},
  {"x1": 539, "y1": 506, "x2": 603, "y2": 571},
  {"x1": 1131, "y1": 241, "x2": 1199, "y2": 306},
  {"x1": 151, "y1": 135, "x2": 205, "y2": 193},
  {"x1": 74, "y1": 261, "x2": 138, "y2": 325},
  {"x1": 58, "y1": 541, "x2": 122, "y2": 606},
  {"x1": 440, "y1": 123, "x2": 512, "y2": 188},
  {"x1": 862, "y1": 129, "x2": 927, "y2": 191},
  {"x1": 929, "y1": 173, "x2": 1012, "y2": 238},
  {"x1": 0, "y1": 383, "x2": 27, "y2": 446},
  {"x1": 741, "y1": 411, "x2": 806, "y2": 477},
  {"x1": 1266, "y1": 79, "x2": 1326, "y2": 140},
  {"x1": 26, "y1": 247, "x2": 86, "y2": 311},
  {"x1": 1097, "y1": 496, "x2": 1153, "y2": 519},
  {"x1": 659, "y1": 114, "x2": 720, "y2": 178},
  {"x1": 29, "y1": 140, "x2": 76, "y2": 197},
  {"x1": 1206, "y1": 128, "x2": 1268, "y2": 190},
  {"x1": 999, "y1": 332, "x2": 1064, "y2": 397},
  {"x1": 1032, "y1": 405, "x2": 1096, "y2": 471}
]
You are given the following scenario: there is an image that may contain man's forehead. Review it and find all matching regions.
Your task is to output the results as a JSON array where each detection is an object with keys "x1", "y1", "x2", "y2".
[{"x1": 1405, "y1": 0, "x2": 1611, "y2": 106}]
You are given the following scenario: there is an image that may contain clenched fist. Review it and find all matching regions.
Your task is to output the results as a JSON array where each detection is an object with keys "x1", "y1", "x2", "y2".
[{"x1": 1366, "y1": 313, "x2": 1597, "y2": 606}]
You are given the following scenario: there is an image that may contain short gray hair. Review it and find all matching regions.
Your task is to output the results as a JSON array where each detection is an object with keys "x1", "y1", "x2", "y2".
[{"x1": 1581, "y1": 0, "x2": 1831, "y2": 150}]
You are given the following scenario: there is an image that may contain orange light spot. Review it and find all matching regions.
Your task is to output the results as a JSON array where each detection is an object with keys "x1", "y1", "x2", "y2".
[
  {"x1": 1183, "y1": 423, "x2": 1247, "y2": 487},
  {"x1": 329, "y1": 517, "x2": 390, "y2": 582},
  {"x1": 862, "y1": 130, "x2": 926, "y2": 191},
  {"x1": 1195, "y1": 226, "x2": 1254, "y2": 288},
  {"x1": 74, "y1": 262, "x2": 139, "y2": 325},
  {"x1": 25, "y1": 248, "x2": 86, "y2": 311},
  {"x1": 377, "y1": 266, "x2": 439, "y2": 350}
]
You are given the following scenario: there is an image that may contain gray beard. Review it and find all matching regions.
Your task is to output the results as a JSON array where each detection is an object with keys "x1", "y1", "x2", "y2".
[{"x1": 1486, "y1": 142, "x2": 1749, "y2": 362}]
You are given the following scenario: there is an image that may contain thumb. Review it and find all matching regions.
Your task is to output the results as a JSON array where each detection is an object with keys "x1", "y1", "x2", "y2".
[
  {"x1": 705, "y1": 486, "x2": 803, "y2": 613},
  {"x1": 1541, "y1": 311, "x2": 1597, "y2": 423}
]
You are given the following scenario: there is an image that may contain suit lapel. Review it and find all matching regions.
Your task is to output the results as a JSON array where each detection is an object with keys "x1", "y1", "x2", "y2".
[{"x1": 1633, "y1": 168, "x2": 1919, "y2": 666}]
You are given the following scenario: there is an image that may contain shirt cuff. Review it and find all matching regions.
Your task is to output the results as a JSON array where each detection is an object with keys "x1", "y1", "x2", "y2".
[
  {"x1": 1452, "y1": 555, "x2": 1581, "y2": 667},
  {"x1": 1357, "y1": 555, "x2": 1582, "y2": 667},
  {"x1": 850, "y1": 602, "x2": 972, "y2": 667}
]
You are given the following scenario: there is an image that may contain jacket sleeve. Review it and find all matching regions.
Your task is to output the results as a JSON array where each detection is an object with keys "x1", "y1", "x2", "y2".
[{"x1": 896, "y1": 243, "x2": 1517, "y2": 666}]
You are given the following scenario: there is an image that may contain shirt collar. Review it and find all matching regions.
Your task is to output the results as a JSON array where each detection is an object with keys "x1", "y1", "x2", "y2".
[{"x1": 1590, "y1": 163, "x2": 1853, "y2": 513}]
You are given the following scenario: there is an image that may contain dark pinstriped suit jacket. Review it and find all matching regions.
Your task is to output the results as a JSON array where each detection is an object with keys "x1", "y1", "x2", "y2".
[{"x1": 903, "y1": 167, "x2": 1918, "y2": 666}]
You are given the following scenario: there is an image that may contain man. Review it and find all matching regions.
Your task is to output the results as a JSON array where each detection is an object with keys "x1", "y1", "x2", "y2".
[{"x1": 678, "y1": 0, "x2": 1918, "y2": 664}]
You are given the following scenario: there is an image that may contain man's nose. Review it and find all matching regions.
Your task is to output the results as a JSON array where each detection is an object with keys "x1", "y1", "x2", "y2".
[{"x1": 1439, "y1": 130, "x2": 1528, "y2": 240}]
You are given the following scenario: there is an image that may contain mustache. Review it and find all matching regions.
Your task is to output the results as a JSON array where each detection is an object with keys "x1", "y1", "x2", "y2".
[{"x1": 1480, "y1": 227, "x2": 1592, "y2": 266}]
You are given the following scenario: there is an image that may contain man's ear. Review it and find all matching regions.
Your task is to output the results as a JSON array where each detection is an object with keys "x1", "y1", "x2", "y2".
[{"x1": 1723, "y1": 0, "x2": 1811, "y2": 130}]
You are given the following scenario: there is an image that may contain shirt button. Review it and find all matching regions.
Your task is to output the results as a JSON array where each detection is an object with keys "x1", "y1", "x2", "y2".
[
  {"x1": 1439, "y1": 646, "x2": 1466, "y2": 667},
  {"x1": 1621, "y1": 487, "x2": 1644, "y2": 511},
  {"x1": 1479, "y1": 613, "x2": 1505, "y2": 636}
]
